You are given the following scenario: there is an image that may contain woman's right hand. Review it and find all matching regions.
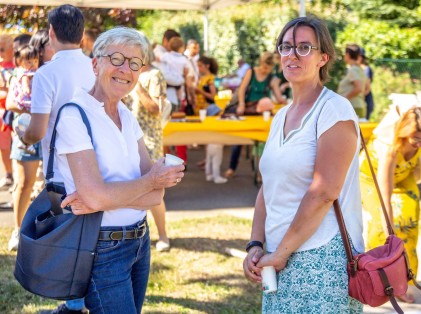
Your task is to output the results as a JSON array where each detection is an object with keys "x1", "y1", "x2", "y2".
[
  {"x1": 146, "y1": 157, "x2": 185, "y2": 189},
  {"x1": 236, "y1": 105, "x2": 245, "y2": 116},
  {"x1": 243, "y1": 246, "x2": 264, "y2": 283}
]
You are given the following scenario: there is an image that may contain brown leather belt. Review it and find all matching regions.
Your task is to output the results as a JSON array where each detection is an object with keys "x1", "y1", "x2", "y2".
[{"x1": 98, "y1": 221, "x2": 147, "y2": 241}]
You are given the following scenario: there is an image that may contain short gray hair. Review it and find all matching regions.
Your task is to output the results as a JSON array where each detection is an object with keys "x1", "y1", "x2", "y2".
[
  {"x1": 136, "y1": 31, "x2": 154, "y2": 65},
  {"x1": 93, "y1": 27, "x2": 149, "y2": 63}
]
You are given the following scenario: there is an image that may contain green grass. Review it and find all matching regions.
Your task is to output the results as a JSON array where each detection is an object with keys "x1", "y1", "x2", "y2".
[{"x1": 0, "y1": 215, "x2": 261, "y2": 313}]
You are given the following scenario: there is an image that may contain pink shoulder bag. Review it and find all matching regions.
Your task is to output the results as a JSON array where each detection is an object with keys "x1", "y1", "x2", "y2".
[{"x1": 333, "y1": 129, "x2": 421, "y2": 314}]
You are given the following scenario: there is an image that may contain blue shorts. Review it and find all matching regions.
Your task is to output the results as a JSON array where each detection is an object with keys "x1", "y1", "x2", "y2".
[{"x1": 10, "y1": 136, "x2": 42, "y2": 162}]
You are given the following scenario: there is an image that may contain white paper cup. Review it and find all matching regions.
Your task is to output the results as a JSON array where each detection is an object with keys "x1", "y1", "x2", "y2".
[
  {"x1": 261, "y1": 266, "x2": 277, "y2": 293},
  {"x1": 165, "y1": 154, "x2": 184, "y2": 166},
  {"x1": 416, "y1": 91, "x2": 421, "y2": 104},
  {"x1": 263, "y1": 111, "x2": 271, "y2": 121},
  {"x1": 199, "y1": 109, "x2": 207, "y2": 121}
]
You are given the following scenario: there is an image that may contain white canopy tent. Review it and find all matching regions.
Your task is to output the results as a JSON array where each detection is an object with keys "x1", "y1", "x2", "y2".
[{"x1": 0, "y1": 0, "x2": 307, "y2": 50}]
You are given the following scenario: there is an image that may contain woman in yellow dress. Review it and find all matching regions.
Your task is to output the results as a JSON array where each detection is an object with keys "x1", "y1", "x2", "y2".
[{"x1": 360, "y1": 106, "x2": 421, "y2": 303}]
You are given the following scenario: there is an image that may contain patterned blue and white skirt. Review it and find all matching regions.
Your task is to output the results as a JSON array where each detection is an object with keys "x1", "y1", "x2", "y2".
[{"x1": 262, "y1": 233, "x2": 363, "y2": 314}]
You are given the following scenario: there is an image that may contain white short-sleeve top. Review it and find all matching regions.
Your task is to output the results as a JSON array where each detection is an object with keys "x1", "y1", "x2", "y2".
[
  {"x1": 260, "y1": 87, "x2": 364, "y2": 253},
  {"x1": 55, "y1": 88, "x2": 146, "y2": 226}
]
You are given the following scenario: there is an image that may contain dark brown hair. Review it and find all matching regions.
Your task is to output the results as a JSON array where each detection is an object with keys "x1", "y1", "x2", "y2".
[
  {"x1": 14, "y1": 45, "x2": 39, "y2": 66},
  {"x1": 276, "y1": 16, "x2": 336, "y2": 83},
  {"x1": 169, "y1": 37, "x2": 184, "y2": 52},
  {"x1": 198, "y1": 56, "x2": 218, "y2": 75},
  {"x1": 345, "y1": 44, "x2": 361, "y2": 61}
]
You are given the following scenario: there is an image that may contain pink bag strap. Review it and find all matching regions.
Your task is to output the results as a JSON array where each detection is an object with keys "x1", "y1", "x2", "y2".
[{"x1": 333, "y1": 128, "x2": 395, "y2": 268}]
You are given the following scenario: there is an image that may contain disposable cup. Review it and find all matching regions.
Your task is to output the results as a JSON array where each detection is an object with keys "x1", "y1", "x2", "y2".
[
  {"x1": 165, "y1": 154, "x2": 184, "y2": 166},
  {"x1": 416, "y1": 91, "x2": 421, "y2": 103},
  {"x1": 263, "y1": 111, "x2": 271, "y2": 121},
  {"x1": 199, "y1": 109, "x2": 207, "y2": 121},
  {"x1": 261, "y1": 266, "x2": 277, "y2": 293}
]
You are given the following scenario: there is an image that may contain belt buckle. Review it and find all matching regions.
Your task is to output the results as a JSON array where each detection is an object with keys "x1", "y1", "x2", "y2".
[
  {"x1": 136, "y1": 222, "x2": 146, "y2": 239},
  {"x1": 110, "y1": 231, "x2": 122, "y2": 240}
]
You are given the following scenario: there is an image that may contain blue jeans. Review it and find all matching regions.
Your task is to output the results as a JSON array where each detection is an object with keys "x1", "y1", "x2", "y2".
[
  {"x1": 66, "y1": 299, "x2": 85, "y2": 310},
  {"x1": 229, "y1": 145, "x2": 243, "y2": 171},
  {"x1": 85, "y1": 220, "x2": 151, "y2": 314}
]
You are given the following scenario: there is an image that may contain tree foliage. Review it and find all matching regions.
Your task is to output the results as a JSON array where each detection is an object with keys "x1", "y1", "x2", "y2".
[
  {"x1": 0, "y1": 5, "x2": 138, "y2": 33},
  {"x1": 344, "y1": 0, "x2": 421, "y2": 27},
  {"x1": 0, "y1": 1, "x2": 419, "y2": 121},
  {"x1": 336, "y1": 20, "x2": 421, "y2": 60}
]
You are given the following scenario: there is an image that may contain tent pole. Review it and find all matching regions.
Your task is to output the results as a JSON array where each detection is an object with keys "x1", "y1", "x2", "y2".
[
  {"x1": 203, "y1": 9, "x2": 209, "y2": 53},
  {"x1": 299, "y1": 0, "x2": 306, "y2": 17}
]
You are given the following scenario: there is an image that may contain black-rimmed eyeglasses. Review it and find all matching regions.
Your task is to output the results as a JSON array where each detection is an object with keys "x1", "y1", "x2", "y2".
[
  {"x1": 277, "y1": 43, "x2": 318, "y2": 57},
  {"x1": 98, "y1": 52, "x2": 144, "y2": 71}
]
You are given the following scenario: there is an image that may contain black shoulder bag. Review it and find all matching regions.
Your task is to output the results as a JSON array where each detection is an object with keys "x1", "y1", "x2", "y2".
[{"x1": 14, "y1": 102, "x2": 103, "y2": 300}]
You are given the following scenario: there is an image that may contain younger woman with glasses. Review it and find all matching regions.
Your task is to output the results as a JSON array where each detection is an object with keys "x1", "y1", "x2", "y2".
[
  {"x1": 243, "y1": 16, "x2": 364, "y2": 313},
  {"x1": 360, "y1": 106, "x2": 421, "y2": 304}
]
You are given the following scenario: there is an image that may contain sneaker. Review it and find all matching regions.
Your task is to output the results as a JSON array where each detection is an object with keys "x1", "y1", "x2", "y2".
[
  {"x1": 206, "y1": 174, "x2": 213, "y2": 182},
  {"x1": 8, "y1": 229, "x2": 19, "y2": 251},
  {"x1": 214, "y1": 176, "x2": 228, "y2": 184},
  {"x1": 0, "y1": 201, "x2": 13, "y2": 209},
  {"x1": 0, "y1": 176, "x2": 13, "y2": 191},
  {"x1": 39, "y1": 303, "x2": 88, "y2": 314},
  {"x1": 156, "y1": 239, "x2": 170, "y2": 252}
]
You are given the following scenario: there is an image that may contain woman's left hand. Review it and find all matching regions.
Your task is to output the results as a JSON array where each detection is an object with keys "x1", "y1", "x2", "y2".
[
  {"x1": 61, "y1": 191, "x2": 97, "y2": 215},
  {"x1": 256, "y1": 252, "x2": 289, "y2": 272}
]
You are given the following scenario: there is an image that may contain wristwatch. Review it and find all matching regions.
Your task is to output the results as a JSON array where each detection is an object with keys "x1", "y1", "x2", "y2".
[{"x1": 245, "y1": 240, "x2": 263, "y2": 252}]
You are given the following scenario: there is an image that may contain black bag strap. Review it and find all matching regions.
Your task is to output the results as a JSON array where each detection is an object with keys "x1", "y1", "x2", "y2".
[{"x1": 45, "y1": 102, "x2": 93, "y2": 182}]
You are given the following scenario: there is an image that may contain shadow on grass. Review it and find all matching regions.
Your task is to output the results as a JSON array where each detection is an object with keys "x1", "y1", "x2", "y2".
[
  {"x1": 145, "y1": 294, "x2": 260, "y2": 314},
  {"x1": 0, "y1": 253, "x2": 59, "y2": 314},
  {"x1": 148, "y1": 236, "x2": 261, "y2": 313},
  {"x1": 153, "y1": 237, "x2": 247, "y2": 254}
]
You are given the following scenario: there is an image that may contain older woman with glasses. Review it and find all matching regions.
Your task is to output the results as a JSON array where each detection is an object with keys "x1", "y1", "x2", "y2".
[
  {"x1": 56, "y1": 27, "x2": 184, "y2": 313},
  {"x1": 243, "y1": 16, "x2": 364, "y2": 313},
  {"x1": 360, "y1": 106, "x2": 421, "y2": 304}
]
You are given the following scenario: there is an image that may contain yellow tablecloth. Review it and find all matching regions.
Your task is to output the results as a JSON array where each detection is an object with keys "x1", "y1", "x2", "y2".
[{"x1": 163, "y1": 117, "x2": 377, "y2": 146}]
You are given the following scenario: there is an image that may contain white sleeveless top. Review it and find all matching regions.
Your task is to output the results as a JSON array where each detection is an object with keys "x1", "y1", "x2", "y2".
[{"x1": 260, "y1": 87, "x2": 364, "y2": 253}]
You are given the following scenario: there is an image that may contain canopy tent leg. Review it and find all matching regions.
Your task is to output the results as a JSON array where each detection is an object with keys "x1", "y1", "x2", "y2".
[
  {"x1": 299, "y1": 0, "x2": 306, "y2": 17},
  {"x1": 203, "y1": 9, "x2": 209, "y2": 53}
]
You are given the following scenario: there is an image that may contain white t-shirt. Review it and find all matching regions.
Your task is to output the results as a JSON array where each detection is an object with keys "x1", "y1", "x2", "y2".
[
  {"x1": 260, "y1": 87, "x2": 364, "y2": 253},
  {"x1": 153, "y1": 44, "x2": 167, "y2": 60},
  {"x1": 31, "y1": 49, "x2": 95, "y2": 182},
  {"x1": 185, "y1": 53, "x2": 199, "y2": 85},
  {"x1": 55, "y1": 89, "x2": 146, "y2": 226},
  {"x1": 160, "y1": 51, "x2": 189, "y2": 81}
]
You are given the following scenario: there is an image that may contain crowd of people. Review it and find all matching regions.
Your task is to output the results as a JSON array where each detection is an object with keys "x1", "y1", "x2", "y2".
[{"x1": 1, "y1": 4, "x2": 419, "y2": 314}]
